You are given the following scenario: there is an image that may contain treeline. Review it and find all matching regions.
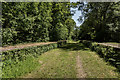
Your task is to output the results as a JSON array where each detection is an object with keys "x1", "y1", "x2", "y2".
[
  {"x1": 76, "y1": 2, "x2": 120, "y2": 42},
  {"x1": 2, "y1": 2, "x2": 119, "y2": 45},
  {"x1": 2, "y1": 2, "x2": 76, "y2": 46}
]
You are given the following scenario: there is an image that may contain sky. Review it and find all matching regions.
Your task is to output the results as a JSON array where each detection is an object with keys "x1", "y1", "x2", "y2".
[
  {"x1": 70, "y1": 0, "x2": 83, "y2": 26},
  {"x1": 71, "y1": 7, "x2": 82, "y2": 26}
]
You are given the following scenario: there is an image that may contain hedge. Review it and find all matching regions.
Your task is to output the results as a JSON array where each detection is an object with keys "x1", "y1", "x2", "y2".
[
  {"x1": 1, "y1": 40, "x2": 67, "y2": 78},
  {"x1": 80, "y1": 40, "x2": 120, "y2": 70},
  {"x1": 2, "y1": 28, "x2": 18, "y2": 46},
  {"x1": 57, "y1": 40, "x2": 67, "y2": 47}
]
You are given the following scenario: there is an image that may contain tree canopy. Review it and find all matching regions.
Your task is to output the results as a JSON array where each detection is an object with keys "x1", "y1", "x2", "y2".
[
  {"x1": 77, "y1": 2, "x2": 120, "y2": 42},
  {"x1": 2, "y1": 2, "x2": 120, "y2": 46},
  {"x1": 2, "y1": 2, "x2": 76, "y2": 46}
]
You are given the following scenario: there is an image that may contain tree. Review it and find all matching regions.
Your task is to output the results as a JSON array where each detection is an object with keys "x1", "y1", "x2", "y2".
[
  {"x1": 55, "y1": 23, "x2": 68, "y2": 40},
  {"x1": 49, "y1": 2, "x2": 72, "y2": 41},
  {"x1": 2, "y1": 2, "x2": 75, "y2": 46},
  {"x1": 78, "y1": 2, "x2": 120, "y2": 42},
  {"x1": 65, "y1": 18, "x2": 76, "y2": 40}
]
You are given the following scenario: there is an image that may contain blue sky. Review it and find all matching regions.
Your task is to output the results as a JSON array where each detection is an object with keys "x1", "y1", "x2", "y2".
[
  {"x1": 70, "y1": 0, "x2": 82, "y2": 26},
  {"x1": 71, "y1": 7, "x2": 82, "y2": 26}
]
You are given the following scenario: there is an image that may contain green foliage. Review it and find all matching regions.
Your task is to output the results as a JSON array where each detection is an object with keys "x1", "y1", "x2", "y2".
[
  {"x1": 2, "y1": 28, "x2": 18, "y2": 46},
  {"x1": 65, "y1": 18, "x2": 76, "y2": 40},
  {"x1": 2, "y1": 2, "x2": 74, "y2": 46},
  {"x1": 55, "y1": 23, "x2": 68, "y2": 40},
  {"x1": 2, "y1": 2, "x2": 52, "y2": 45},
  {"x1": 49, "y1": 2, "x2": 72, "y2": 41},
  {"x1": 78, "y1": 2, "x2": 120, "y2": 42},
  {"x1": 2, "y1": 56, "x2": 39, "y2": 78},
  {"x1": 57, "y1": 40, "x2": 67, "y2": 47},
  {"x1": 2, "y1": 41, "x2": 67, "y2": 78}
]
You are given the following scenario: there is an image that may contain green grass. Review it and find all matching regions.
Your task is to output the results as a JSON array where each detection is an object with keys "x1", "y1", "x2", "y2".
[
  {"x1": 62, "y1": 43, "x2": 119, "y2": 78},
  {"x1": 78, "y1": 50, "x2": 119, "y2": 78},
  {"x1": 20, "y1": 43, "x2": 119, "y2": 78},
  {"x1": 2, "y1": 56, "x2": 41, "y2": 78},
  {"x1": 21, "y1": 49, "x2": 77, "y2": 78}
]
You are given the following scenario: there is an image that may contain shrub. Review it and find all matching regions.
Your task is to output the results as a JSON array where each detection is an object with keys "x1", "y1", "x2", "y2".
[
  {"x1": 2, "y1": 28, "x2": 18, "y2": 46},
  {"x1": 57, "y1": 40, "x2": 67, "y2": 47},
  {"x1": 79, "y1": 40, "x2": 92, "y2": 47}
]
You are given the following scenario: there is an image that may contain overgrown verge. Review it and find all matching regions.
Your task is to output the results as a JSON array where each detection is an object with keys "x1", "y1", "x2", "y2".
[
  {"x1": 80, "y1": 40, "x2": 120, "y2": 71},
  {"x1": 2, "y1": 40, "x2": 66, "y2": 78}
]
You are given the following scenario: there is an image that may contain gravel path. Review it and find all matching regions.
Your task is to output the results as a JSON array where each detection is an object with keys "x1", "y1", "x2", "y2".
[
  {"x1": 98, "y1": 43, "x2": 120, "y2": 49},
  {"x1": 0, "y1": 42, "x2": 57, "y2": 52}
]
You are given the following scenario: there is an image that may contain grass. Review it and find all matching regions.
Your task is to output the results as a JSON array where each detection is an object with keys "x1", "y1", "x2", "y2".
[
  {"x1": 61, "y1": 43, "x2": 119, "y2": 78},
  {"x1": 21, "y1": 49, "x2": 77, "y2": 78},
  {"x1": 20, "y1": 43, "x2": 119, "y2": 78},
  {"x1": 78, "y1": 50, "x2": 119, "y2": 78},
  {"x1": 2, "y1": 56, "x2": 41, "y2": 78}
]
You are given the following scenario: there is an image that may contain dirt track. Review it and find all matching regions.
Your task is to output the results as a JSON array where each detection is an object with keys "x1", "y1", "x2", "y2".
[{"x1": 98, "y1": 43, "x2": 120, "y2": 49}]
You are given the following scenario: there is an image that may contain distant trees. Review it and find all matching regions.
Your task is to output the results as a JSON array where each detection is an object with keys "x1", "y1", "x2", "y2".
[
  {"x1": 2, "y1": 2, "x2": 53, "y2": 43},
  {"x1": 2, "y1": 2, "x2": 76, "y2": 46},
  {"x1": 77, "y1": 2, "x2": 120, "y2": 42},
  {"x1": 65, "y1": 18, "x2": 76, "y2": 40},
  {"x1": 49, "y1": 2, "x2": 72, "y2": 41},
  {"x1": 3, "y1": 2, "x2": 119, "y2": 45}
]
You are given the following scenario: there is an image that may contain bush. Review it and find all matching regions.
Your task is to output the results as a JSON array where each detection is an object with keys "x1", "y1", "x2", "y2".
[
  {"x1": 79, "y1": 40, "x2": 92, "y2": 47},
  {"x1": 57, "y1": 40, "x2": 67, "y2": 47},
  {"x1": 2, "y1": 28, "x2": 18, "y2": 46},
  {"x1": 2, "y1": 41, "x2": 66, "y2": 78}
]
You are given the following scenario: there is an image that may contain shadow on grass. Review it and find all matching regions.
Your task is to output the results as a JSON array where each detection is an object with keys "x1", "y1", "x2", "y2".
[{"x1": 59, "y1": 43, "x2": 89, "y2": 51}]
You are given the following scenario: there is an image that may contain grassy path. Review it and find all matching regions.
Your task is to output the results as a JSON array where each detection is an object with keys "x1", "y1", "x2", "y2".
[
  {"x1": 76, "y1": 54, "x2": 86, "y2": 78},
  {"x1": 22, "y1": 49, "x2": 77, "y2": 78},
  {"x1": 21, "y1": 43, "x2": 119, "y2": 78}
]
